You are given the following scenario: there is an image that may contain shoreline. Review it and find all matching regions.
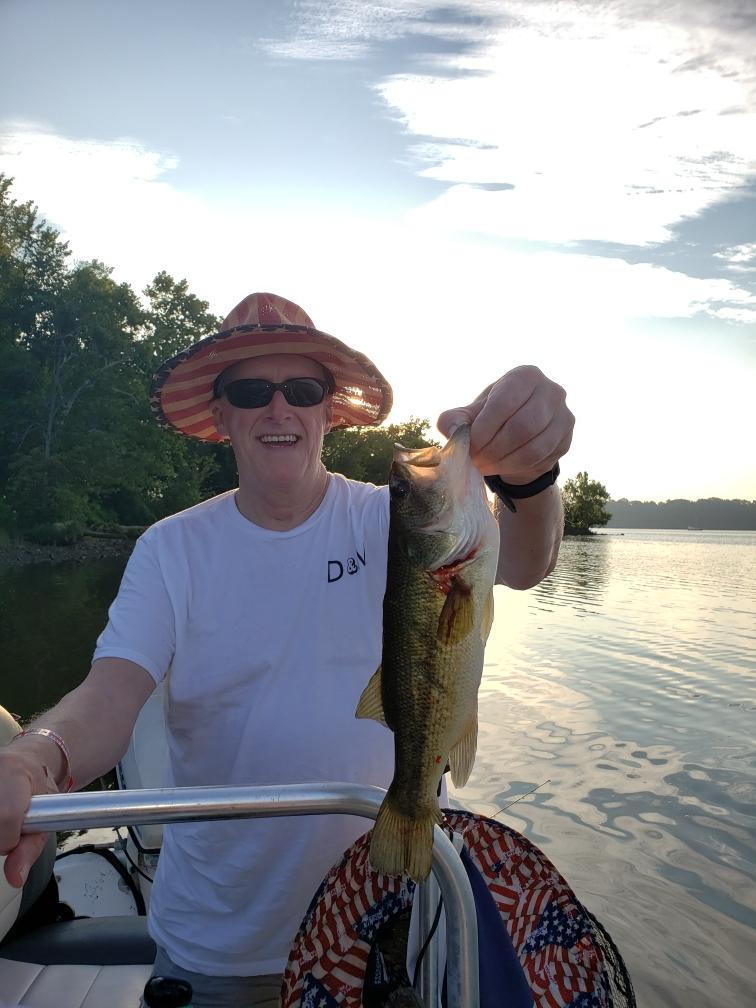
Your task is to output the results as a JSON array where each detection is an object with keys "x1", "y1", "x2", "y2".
[{"x1": 0, "y1": 536, "x2": 134, "y2": 570}]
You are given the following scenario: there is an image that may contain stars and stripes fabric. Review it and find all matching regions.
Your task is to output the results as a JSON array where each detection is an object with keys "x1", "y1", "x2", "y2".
[
  {"x1": 149, "y1": 292, "x2": 393, "y2": 441},
  {"x1": 281, "y1": 809, "x2": 621, "y2": 1007},
  {"x1": 281, "y1": 834, "x2": 415, "y2": 1007},
  {"x1": 449, "y1": 810, "x2": 612, "y2": 1007}
]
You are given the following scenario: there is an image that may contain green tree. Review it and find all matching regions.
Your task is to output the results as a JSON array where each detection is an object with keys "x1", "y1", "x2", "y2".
[
  {"x1": 562, "y1": 471, "x2": 611, "y2": 534},
  {"x1": 0, "y1": 174, "x2": 70, "y2": 492},
  {"x1": 137, "y1": 271, "x2": 230, "y2": 513},
  {"x1": 4, "y1": 259, "x2": 148, "y2": 530},
  {"x1": 0, "y1": 174, "x2": 227, "y2": 533},
  {"x1": 322, "y1": 417, "x2": 439, "y2": 484},
  {"x1": 142, "y1": 271, "x2": 221, "y2": 368}
]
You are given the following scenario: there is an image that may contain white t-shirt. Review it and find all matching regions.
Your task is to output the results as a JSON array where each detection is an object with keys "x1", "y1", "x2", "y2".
[{"x1": 93, "y1": 474, "x2": 394, "y2": 975}]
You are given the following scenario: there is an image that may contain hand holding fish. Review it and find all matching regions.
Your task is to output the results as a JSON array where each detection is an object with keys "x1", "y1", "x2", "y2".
[{"x1": 437, "y1": 364, "x2": 574, "y2": 484}]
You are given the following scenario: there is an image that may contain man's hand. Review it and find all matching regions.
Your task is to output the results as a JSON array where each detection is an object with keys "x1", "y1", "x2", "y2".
[
  {"x1": 437, "y1": 365, "x2": 574, "y2": 483},
  {"x1": 0, "y1": 746, "x2": 58, "y2": 888}
]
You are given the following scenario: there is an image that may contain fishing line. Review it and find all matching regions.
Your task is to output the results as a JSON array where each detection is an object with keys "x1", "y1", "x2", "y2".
[
  {"x1": 411, "y1": 893, "x2": 445, "y2": 989},
  {"x1": 493, "y1": 779, "x2": 550, "y2": 818}
]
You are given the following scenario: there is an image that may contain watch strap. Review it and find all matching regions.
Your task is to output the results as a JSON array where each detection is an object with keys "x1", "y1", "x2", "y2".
[{"x1": 485, "y1": 462, "x2": 560, "y2": 514}]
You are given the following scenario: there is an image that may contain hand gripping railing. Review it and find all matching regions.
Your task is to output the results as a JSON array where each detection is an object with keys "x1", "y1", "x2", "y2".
[{"x1": 24, "y1": 782, "x2": 479, "y2": 1008}]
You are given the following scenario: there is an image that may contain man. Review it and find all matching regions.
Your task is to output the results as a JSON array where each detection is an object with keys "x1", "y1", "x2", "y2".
[{"x1": 0, "y1": 293, "x2": 573, "y2": 1006}]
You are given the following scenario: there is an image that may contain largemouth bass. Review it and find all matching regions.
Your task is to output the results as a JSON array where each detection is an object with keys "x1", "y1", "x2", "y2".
[{"x1": 356, "y1": 423, "x2": 499, "y2": 880}]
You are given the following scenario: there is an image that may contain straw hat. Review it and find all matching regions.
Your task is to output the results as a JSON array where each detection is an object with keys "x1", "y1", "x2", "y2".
[{"x1": 150, "y1": 292, "x2": 393, "y2": 442}]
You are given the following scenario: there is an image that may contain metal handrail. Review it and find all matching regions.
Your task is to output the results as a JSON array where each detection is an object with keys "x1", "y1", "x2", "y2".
[{"x1": 24, "y1": 782, "x2": 479, "y2": 1008}]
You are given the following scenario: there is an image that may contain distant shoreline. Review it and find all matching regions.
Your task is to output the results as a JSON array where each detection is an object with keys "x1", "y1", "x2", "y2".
[
  {"x1": 0, "y1": 537, "x2": 134, "y2": 570},
  {"x1": 606, "y1": 498, "x2": 755, "y2": 531}
]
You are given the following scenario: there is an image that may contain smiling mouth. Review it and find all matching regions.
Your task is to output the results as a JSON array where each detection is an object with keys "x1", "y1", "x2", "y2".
[{"x1": 258, "y1": 434, "x2": 300, "y2": 445}]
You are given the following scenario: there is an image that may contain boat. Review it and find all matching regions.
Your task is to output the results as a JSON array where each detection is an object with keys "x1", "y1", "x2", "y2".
[{"x1": 0, "y1": 696, "x2": 634, "y2": 1007}]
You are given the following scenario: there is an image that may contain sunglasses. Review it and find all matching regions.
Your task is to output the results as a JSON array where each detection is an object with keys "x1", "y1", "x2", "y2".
[{"x1": 219, "y1": 377, "x2": 330, "y2": 409}]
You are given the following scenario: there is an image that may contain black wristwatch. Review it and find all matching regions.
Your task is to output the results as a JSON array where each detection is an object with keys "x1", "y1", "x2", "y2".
[{"x1": 484, "y1": 462, "x2": 560, "y2": 513}]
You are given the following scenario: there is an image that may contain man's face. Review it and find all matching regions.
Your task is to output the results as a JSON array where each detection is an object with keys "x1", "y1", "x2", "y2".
[{"x1": 211, "y1": 354, "x2": 332, "y2": 490}]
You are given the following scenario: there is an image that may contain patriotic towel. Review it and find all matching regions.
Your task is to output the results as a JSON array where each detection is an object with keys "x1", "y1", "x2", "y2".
[{"x1": 281, "y1": 809, "x2": 614, "y2": 1008}]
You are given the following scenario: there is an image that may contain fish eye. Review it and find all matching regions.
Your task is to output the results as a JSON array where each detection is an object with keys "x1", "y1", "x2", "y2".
[{"x1": 389, "y1": 475, "x2": 411, "y2": 499}]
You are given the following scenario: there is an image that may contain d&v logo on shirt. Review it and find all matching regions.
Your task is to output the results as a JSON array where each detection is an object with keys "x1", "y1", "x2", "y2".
[{"x1": 328, "y1": 547, "x2": 366, "y2": 582}]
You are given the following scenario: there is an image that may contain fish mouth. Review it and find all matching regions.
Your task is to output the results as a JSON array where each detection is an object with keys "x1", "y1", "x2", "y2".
[
  {"x1": 393, "y1": 424, "x2": 470, "y2": 469},
  {"x1": 398, "y1": 423, "x2": 491, "y2": 566},
  {"x1": 391, "y1": 424, "x2": 474, "y2": 498}
]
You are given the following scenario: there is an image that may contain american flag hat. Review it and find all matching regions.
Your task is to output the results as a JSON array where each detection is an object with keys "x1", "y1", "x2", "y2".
[{"x1": 150, "y1": 292, "x2": 393, "y2": 442}]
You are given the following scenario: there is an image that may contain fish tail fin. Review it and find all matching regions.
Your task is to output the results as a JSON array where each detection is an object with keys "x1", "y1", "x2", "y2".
[{"x1": 369, "y1": 789, "x2": 444, "y2": 882}]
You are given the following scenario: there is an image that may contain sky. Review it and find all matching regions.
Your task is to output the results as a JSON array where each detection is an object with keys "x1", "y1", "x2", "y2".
[{"x1": 1, "y1": 0, "x2": 754, "y2": 502}]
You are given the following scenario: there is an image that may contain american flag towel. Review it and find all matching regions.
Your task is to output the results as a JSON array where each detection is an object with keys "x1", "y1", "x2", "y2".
[{"x1": 281, "y1": 810, "x2": 615, "y2": 1007}]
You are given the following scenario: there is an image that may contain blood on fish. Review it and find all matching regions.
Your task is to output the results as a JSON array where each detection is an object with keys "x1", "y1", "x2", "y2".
[{"x1": 427, "y1": 548, "x2": 478, "y2": 595}]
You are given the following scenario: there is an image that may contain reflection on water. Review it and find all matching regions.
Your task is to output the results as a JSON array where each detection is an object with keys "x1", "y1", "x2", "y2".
[
  {"x1": 532, "y1": 533, "x2": 609, "y2": 613},
  {"x1": 0, "y1": 558, "x2": 125, "y2": 720},
  {"x1": 1, "y1": 530, "x2": 755, "y2": 1006},
  {"x1": 450, "y1": 529, "x2": 756, "y2": 1008}
]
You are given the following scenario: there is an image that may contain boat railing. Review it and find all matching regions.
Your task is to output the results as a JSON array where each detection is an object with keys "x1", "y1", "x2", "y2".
[{"x1": 24, "y1": 782, "x2": 479, "y2": 1008}]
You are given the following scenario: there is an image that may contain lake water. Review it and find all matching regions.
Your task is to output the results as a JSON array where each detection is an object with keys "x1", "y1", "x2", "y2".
[{"x1": 1, "y1": 529, "x2": 755, "y2": 1007}]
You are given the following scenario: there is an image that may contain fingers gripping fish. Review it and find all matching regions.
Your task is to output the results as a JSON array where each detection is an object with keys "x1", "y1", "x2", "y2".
[{"x1": 356, "y1": 424, "x2": 499, "y2": 880}]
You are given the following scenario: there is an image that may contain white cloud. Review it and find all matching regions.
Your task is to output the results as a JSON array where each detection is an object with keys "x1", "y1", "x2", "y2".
[
  {"x1": 257, "y1": 0, "x2": 482, "y2": 61},
  {"x1": 374, "y1": 5, "x2": 756, "y2": 246},
  {"x1": 0, "y1": 125, "x2": 223, "y2": 300},
  {"x1": 263, "y1": 1, "x2": 756, "y2": 247},
  {"x1": 714, "y1": 242, "x2": 756, "y2": 273},
  {"x1": 2, "y1": 122, "x2": 753, "y2": 337}
]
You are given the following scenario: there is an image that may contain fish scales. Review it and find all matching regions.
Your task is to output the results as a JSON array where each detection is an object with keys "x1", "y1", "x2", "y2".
[{"x1": 356, "y1": 424, "x2": 499, "y2": 880}]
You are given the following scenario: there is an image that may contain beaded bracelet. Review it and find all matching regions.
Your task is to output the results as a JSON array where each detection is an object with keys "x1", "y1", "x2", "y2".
[{"x1": 12, "y1": 727, "x2": 75, "y2": 792}]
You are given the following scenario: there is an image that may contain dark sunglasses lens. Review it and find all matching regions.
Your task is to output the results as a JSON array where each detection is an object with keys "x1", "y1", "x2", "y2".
[
  {"x1": 224, "y1": 380, "x2": 272, "y2": 408},
  {"x1": 284, "y1": 378, "x2": 326, "y2": 406},
  {"x1": 223, "y1": 378, "x2": 326, "y2": 409}
]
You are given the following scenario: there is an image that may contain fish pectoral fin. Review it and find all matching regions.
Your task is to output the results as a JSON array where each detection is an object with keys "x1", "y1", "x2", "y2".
[
  {"x1": 449, "y1": 713, "x2": 478, "y2": 788},
  {"x1": 436, "y1": 576, "x2": 475, "y2": 645},
  {"x1": 355, "y1": 665, "x2": 388, "y2": 727},
  {"x1": 481, "y1": 588, "x2": 495, "y2": 644}
]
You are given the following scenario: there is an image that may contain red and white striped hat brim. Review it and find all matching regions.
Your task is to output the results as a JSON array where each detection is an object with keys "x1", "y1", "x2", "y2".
[{"x1": 150, "y1": 292, "x2": 393, "y2": 442}]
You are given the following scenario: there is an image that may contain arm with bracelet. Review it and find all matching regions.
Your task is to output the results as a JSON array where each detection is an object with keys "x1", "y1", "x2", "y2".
[{"x1": 0, "y1": 657, "x2": 155, "y2": 888}]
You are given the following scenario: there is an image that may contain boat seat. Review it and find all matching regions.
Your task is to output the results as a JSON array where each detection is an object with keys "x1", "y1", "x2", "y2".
[
  {"x1": 0, "y1": 917, "x2": 155, "y2": 1008},
  {"x1": 0, "y1": 836, "x2": 155, "y2": 1008},
  {"x1": 0, "y1": 958, "x2": 153, "y2": 1008}
]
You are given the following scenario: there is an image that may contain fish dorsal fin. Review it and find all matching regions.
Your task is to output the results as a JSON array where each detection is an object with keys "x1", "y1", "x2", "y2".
[
  {"x1": 481, "y1": 588, "x2": 495, "y2": 644},
  {"x1": 449, "y1": 712, "x2": 478, "y2": 787},
  {"x1": 355, "y1": 665, "x2": 388, "y2": 727},
  {"x1": 436, "y1": 576, "x2": 475, "y2": 645}
]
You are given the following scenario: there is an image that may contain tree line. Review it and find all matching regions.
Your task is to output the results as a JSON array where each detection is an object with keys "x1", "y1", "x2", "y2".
[
  {"x1": 0, "y1": 175, "x2": 438, "y2": 543},
  {"x1": 607, "y1": 498, "x2": 756, "y2": 530},
  {"x1": 559, "y1": 476, "x2": 756, "y2": 534}
]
